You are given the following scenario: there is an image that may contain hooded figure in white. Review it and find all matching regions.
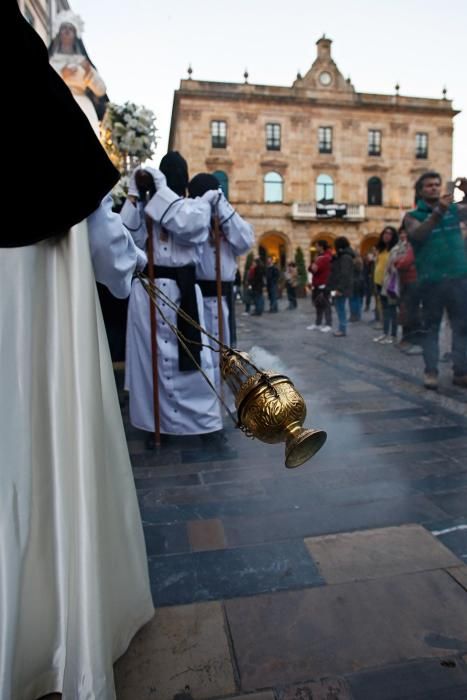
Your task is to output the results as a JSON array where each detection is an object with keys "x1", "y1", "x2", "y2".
[{"x1": 122, "y1": 155, "x2": 224, "y2": 439}]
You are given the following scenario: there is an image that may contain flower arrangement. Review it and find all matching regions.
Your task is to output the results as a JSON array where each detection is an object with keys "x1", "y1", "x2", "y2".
[{"x1": 101, "y1": 101, "x2": 157, "y2": 208}]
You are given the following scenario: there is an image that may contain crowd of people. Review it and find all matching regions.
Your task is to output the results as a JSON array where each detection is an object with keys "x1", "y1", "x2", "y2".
[{"x1": 240, "y1": 173, "x2": 467, "y2": 391}]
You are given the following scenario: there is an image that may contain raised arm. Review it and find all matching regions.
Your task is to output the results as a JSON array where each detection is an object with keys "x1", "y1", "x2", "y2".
[
  {"x1": 87, "y1": 194, "x2": 147, "y2": 298},
  {"x1": 214, "y1": 192, "x2": 254, "y2": 256}
]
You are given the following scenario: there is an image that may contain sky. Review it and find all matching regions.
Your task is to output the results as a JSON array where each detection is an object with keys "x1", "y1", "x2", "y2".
[{"x1": 72, "y1": 0, "x2": 467, "y2": 182}]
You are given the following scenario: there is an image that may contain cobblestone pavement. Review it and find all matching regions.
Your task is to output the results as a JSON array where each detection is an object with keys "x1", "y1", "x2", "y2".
[{"x1": 115, "y1": 298, "x2": 467, "y2": 700}]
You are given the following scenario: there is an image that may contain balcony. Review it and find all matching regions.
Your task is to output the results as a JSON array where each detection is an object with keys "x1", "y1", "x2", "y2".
[{"x1": 291, "y1": 202, "x2": 365, "y2": 222}]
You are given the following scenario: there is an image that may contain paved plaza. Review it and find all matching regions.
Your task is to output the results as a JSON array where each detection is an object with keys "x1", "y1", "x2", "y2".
[{"x1": 115, "y1": 298, "x2": 467, "y2": 700}]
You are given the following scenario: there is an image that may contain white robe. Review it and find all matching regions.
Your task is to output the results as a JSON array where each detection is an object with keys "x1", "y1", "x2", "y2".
[
  {"x1": 50, "y1": 53, "x2": 106, "y2": 137},
  {"x1": 0, "y1": 200, "x2": 153, "y2": 699},
  {"x1": 122, "y1": 186, "x2": 223, "y2": 435},
  {"x1": 196, "y1": 194, "x2": 254, "y2": 387}
]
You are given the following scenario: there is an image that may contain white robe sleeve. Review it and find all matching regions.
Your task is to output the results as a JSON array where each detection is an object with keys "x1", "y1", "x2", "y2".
[
  {"x1": 87, "y1": 194, "x2": 147, "y2": 299},
  {"x1": 120, "y1": 199, "x2": 147, "y2": 250},
  {"x1": 217, "y1": 193, "x2": 254, "y2": 256},
  {"x1": 145, "y1": 185, "x2": 211, "y2": 246}
]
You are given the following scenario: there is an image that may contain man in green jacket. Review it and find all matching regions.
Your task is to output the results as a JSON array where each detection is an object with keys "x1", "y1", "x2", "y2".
[{"x1": 403, "y1": 173, "x2": 467, "y2": 390}]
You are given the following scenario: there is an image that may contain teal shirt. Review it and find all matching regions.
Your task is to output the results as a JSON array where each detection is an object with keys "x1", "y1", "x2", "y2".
[{"x1": 408, "y1": 200, "x2": 467, "y2": 284}]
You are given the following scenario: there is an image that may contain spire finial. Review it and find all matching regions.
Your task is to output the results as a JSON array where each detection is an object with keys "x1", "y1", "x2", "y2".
[
  {"x1": 296, "y1": 69, "x2": 302, "y2": 80},
  {"x1": 395, "y1": 83, "x2": 400, "y2": 95},
  {"x1": 442, "y1": 86, "x2": 447, "y2": 99},
  {"x1": 243, "y1": 68, "x2": 249, "y2": 83},
  {"x1": 187, "y1": 64, "x2": 193, "y2": 79}
]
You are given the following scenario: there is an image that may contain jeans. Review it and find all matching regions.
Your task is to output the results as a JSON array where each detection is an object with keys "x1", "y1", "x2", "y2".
[
  {"x1": 334, "y1": 296, "x2": 348, "y2": 334},
  {"x1": 381, "y1": 295, "x2": 397, "y2": 337},
  {"x1": 253, "y1": 290, "x2": 264, "y2": 315},
  {"x1": 268, "y1": 283, "x2": 278, "y2": 312},
  {"x1": 286, "y1": 284, "x2": 297, "y2": 309},
  {"x1": 349, "y1": 295, "x2": 363, "y2": 320},
  {"x1": 420, "y1": 277, "x2": 467, "y2": 376}
]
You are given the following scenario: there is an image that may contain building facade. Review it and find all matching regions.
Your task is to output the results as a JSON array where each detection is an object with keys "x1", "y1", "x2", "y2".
[{"x1": 169, "y1": 37, "x2": 458, "y2": 264}]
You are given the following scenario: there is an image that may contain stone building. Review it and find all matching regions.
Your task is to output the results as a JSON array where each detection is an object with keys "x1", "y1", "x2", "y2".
[{"x1": 168, "y1": 36, "x2": 458, "y2": 265}]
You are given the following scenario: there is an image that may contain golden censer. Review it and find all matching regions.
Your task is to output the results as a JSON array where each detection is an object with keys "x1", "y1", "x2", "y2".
[{"x1": 220, "y1": 349, "x2": 327, "y2": 468}]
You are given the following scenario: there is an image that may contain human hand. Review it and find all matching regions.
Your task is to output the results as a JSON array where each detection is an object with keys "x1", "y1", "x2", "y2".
[
  {"x1": 438, "y1": 193, "x2": 454, "y2": 210},
  {"x1": 81, "y1": 58, "x2": 92, "y2": 76},
  {"x1": 61, "y1": 65, "x2": 78, "y2": 80},
  {"x1": 455, "y1": 177, "x2": 467, "y2": 195},
  {"x1": 201, "y1": 189, "x2": 222, "y2": 206}
]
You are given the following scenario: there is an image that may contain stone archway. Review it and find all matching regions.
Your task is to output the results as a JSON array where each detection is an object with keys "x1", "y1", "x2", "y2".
[
  {"x1": 360, "y1": 234, "x2": 379, "y2": 256},
  {"x1": 258, "y1": 231, "x2": 289, "y2": 270}
]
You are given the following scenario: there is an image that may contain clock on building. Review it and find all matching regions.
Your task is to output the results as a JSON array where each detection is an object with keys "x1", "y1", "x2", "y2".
[{"x1": 319, "y1": 71, "x2": 332, "y2": 86}]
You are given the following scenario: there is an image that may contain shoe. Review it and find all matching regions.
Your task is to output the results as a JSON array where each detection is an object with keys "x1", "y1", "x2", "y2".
[
  {"x1": 373, "y1": 334, "x2": 387, "y2": 343},
  {"x1": 320, "y1": 325, "x2": 332, "y2": 333},
  {"x1": 423, "y1": 372, "x2": 439, "y2": 390},
  {"x1": 396, "y1": 340, "x2": 410, "y2": 351},
  {"x1": 452, "y1": 374, "x2": 467, "y2": 388},
  {"x1": 372, "y1": 323, "x2": 383, "y2": 330},
  {"x1": 307, "y1": 324, "x2": 319, "y2": 330},
  {"x1": 381, "y1": 337, "x2": 395, "y2": 344},
  {"x1": 333, "y1": 330, "x2": 346, "y2": 337},
  {"x1": 241, "y1": 311, "x2": 250, "y2": 316},
  {"x1": 404, "y1": 345, "x2": 423, "y2": 356}
]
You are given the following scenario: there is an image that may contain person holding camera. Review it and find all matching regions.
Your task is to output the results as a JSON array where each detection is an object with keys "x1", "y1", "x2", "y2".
[{"x1": 403, "y1": 173, "x2": 467, "y2": 390}]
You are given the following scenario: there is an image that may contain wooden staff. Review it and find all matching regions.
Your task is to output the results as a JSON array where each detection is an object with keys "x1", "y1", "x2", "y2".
[
  {"x1": 145, "y1": 211, "x2": 161, "y2": 447},
  {"x1": 213, "y1": 213, "x2": 225, "y2": 348}
]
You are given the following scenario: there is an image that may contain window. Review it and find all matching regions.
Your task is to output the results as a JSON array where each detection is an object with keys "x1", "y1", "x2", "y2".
[
  {"x1": 212, "y1": 170, "x2": 229, "y2": 198},
  {"x1": 316, "y1": 174, "x2": 334, "y2": 203},
  {"x1": 264, "y1": 172, "x2": 283, "y2": 202},
  {"x1": 368, "y1": 130, "x2": 381, "y2": 156},
  {"x1": 367, "y1": 177, "x2": 383, "y2": 206},
  {"x1": 211, "y1": 120, "x2": 227, "y2": 148},
  {"x1": 318, "y1": 126, "x2": 333, "y2": 154},
  {"x1": 266, "y1": 123, "x2": 281, "y2": 151},
  {"x1": 415, "y1": 132, "x2": 428, "y2": 159}
]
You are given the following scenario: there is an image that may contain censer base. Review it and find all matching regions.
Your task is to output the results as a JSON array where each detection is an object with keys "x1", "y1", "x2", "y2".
[{"x1": 285, "y1": 429, "x2": 327, "y2": 469}]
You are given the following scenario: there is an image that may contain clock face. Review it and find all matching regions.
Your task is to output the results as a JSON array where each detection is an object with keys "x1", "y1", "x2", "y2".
[{"x1": 319, "y1": 71, "x2": 332, "y2": 86}]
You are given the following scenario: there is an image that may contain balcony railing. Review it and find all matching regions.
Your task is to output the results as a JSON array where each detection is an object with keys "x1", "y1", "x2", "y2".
[{"x1": 291, "y1": 202, "x2": 366, "y2": 221}]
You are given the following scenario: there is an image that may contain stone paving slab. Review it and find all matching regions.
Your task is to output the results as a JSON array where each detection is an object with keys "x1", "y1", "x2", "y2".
[
  {"x1": 114, "y1": 602, "x2": 236, "y2": 700},
  {"x1": 447, "y1": 565, "x2": 467, "y2": 591},
  {"x1": 276, "y1": 678, "x2": 353, "y2": 700},
  {"x1": 346, "y1": 656, "x2": 467, "y2": 700},
  {"x1": 224, "y1": 570, "x2": 467, "y2": 690},
  {"x1": 304, "y1": 524, "x2": 462, "y2": 584},
  {"x1": 149, "y1": 540, "x2": 324, "y2": 606}
]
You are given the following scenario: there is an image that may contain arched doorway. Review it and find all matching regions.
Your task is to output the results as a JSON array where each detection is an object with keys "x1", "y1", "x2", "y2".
[
  {"x1": 259, "y1": 232, "x2": 289, "y2": 270},
  {"x1": 360, "y1": 234, "x2": 379, "y2": 256}
]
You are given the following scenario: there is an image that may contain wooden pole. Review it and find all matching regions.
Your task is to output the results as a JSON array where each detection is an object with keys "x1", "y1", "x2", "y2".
[
  {"x1": 145, "y1": 212, "x2": 161, "y2": 448},
  {"x1": 213, "y1": 214, "x2": 224, "y2": 348}
]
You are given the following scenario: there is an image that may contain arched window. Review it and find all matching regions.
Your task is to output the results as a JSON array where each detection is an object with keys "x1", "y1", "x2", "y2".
[
  {"x1": 316, "y1": 174, "x2": 334, "y2": 203},
  {"x1": 367, "y1": 177, "x2": 383, "y2": 206},
  {"x1": 212, "y1": 170, "x2": 229, "y2": 198},
  {"x1": 264, "y1": 171, "x2": 283, "y2": 203}
]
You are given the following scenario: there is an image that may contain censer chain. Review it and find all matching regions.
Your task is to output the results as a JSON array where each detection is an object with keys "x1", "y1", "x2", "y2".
[{"x1": 138, "y1": 274, "x2": 281, "y2": 404}]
